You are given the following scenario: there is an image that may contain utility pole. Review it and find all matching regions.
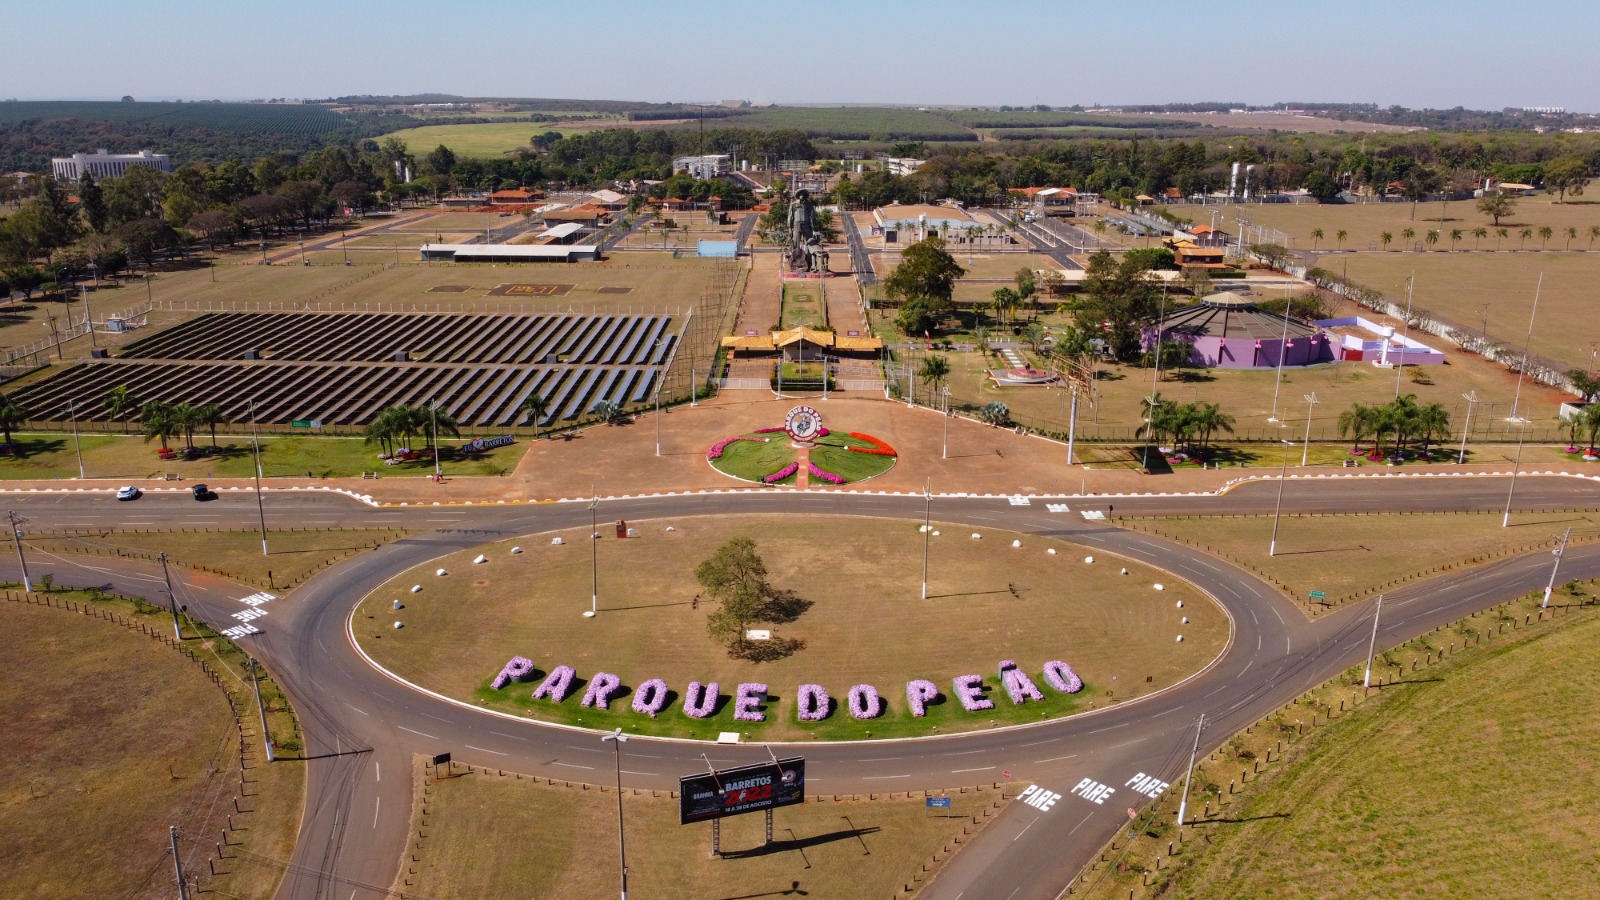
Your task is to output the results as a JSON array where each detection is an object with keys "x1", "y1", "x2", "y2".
[
  {"x1": 585, "y1": 489, "x2": 599, "y2": 618},
  {"x1": 169, "y1": 826, "x2": 190, "y2": 900},
  {"x1": 1269, "y1": 440, "x2": 1292, "y2": 556},
  {"x1": 1301, "y1": 392, "x2": 1318, "y2": 467},
  {"x1": 80, "y1": 283, "x2": 97, "y2": 347},
  {"x1": 8, "y1": 510, "x2": 33, "y2": 591},
  {"x1": 921, "y1": 479, "x2": 932, "y2": 600},
  {"x1": 1176, "y1": 713, "x2": 1204, "y2": 826},
  {"x1": 249, "y1": 658, "x2": 274, "y2": 762},
  {"x1": 430, "y1": 399, "x2": 442, "y2": 482},
  {"x1": 1502, "y1": 426, "x2": 1527, "y2": 528},
  {"x1": 1508, "y1": 273, "x2": 1542, "y2": 422},
  {"x1": 1543, "y1": 528, "x2": 1572, "y2": 608},
  {"x1": 160, "y1": 551, "x2": 182, "y2": 640},
  {"x1": 1362, "y1": 595, "x2": 1384, "y2": 689},
  {"x1": 249, "y1": 401, "x2": 268, "y2": 555},
  {"x1": 1394, "y1": 274, "x2": 1415, "y2": 398},
  {"x1": 1457, "y1": 391, "x2": 1478, "y2": 464},
  {"x1": 67, "y1": 401, "x2": 85, "y2": 479},
  {"x1": 602, "y1": 728, "x2": 630, "y2": 900}
]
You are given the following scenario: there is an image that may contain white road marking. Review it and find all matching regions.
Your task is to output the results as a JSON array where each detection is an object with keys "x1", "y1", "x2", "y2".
[
  {"x1": 398, "y1": 726, "x2": 437, "y2": 739},
  {"x1": 952, "y1": 766, "x2": 995, "y2": 773},
  {"x1": 944, "y1": 748, "x2": 986, "y2": 756},
  {"x1": 1013, "y1": 817, "x2": 1038, "y2": 840},
  {"x1": 422, "y1": 712, "x2": 451, "y2": 723},
  {"x1": 375, "y1": 763, "x2": 380, "y2": 782},
  {"x1": 552, "y1": 762, "x2": 595, "y2": 770},
  {"x1": 864, "y1": 774, "x2": 910, "y2": 780},
  {"x1": 860, "y1": 756, "x2": 903, "y2": 762},
  {"x1": 619, "y1": 769, "x2": 656, "y2": 777},
  {"x1": 490, "y1": 731, "x2": 525, "y2": 740},
  {"x1": 465, "y1": 745, "x2": 507, "y2": 756},
  {"x1": 1087, "y1": 723, "x2": 1128, "y2": 734},
  {"x1": 1034, "y1": 754, "x2": 1078, "y2": 764},
  {"x1": 1019, "y1": 738, "x2": 1058, "y2": 748},
  {"x1": 372, "y1": 796, "x2": 380, "y2": 828},
  {"x1": 1067, "y1": 810, "x2": 1094, "y2": 835}
]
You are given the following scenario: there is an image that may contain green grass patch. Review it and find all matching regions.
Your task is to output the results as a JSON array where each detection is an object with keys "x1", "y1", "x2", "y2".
[{"x1": 709, "y1": 430, "x2": 895, "y2": 484}]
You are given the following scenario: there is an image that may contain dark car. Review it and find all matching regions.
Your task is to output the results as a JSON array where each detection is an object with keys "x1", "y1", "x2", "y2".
[{"x1": 191, "y1": 483, "x2": 215, "y2": 501}]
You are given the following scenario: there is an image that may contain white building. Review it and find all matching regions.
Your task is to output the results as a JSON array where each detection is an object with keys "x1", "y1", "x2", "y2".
[
  {"x1": 52, "y1": 149, "x2": 171, "y2": 181},
  {"x1": 883, "y1": 157, "x2": 925, "y2": 176},
  {"x1": 673, "y1": 154, "x2": 731, "y2": 179}
]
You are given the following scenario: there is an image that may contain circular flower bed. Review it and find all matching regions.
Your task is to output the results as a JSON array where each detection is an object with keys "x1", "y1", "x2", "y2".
[{"x1": 707, "y1": 428, "x2": 897, "y2": 485}]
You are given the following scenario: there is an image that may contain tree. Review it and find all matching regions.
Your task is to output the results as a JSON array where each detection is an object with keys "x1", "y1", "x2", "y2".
[
  {"x1": 78, "y1": 172, "x2": 107, "y2": 233},
  {"x1": 1187, "y1": 402, "x2": 1235, "y2": 449},
  {"x1": 1335, "y1": 229, "x2": 1348, "y2": 250},
  {"x1": 1304, "y1": 172, "x2": 1341, "y2": 202},
  {"x1": 1338, "y1": 403, "x2": 1378, "y2": 453},
  {"x1": 1538, "y1": 226, "x2": 1553, "y2": 250},
  {"x1": 1310, "y1": 227, "x2": 1324, "y2": 250},
  {"x1": 170, "y1": 401, "x2": 200, "y2": 450},
  {"x1": 520, "y1": 393, "x2": 551, "y2": 437},
  {"x1": 1021, "y1": 322, "x2": 1047, "y2": 357},
  {"x1": 1543, "y1": 157, "x2": 1591, "y2": 203},
  {"x1": 197, "y1": 403, "x2": 228, "y2": 447},
  {"x1": 1476, "y1": 192, "x2": 1516, "y2": 226},
  {"x1": 1496, "y1": 227, "x2": 1508, "y2": 249},
  {"x1": 139, "y1": 400, "x2": 177, "y2": 449},
  {"x1": 114, "y1": 217, "x2": 180, "y2": 270},
  {"x1": 1566, "y1": 226, "x2": 1578, "y2": 250},
  {"x1": 1400, "y1": 227, "x2": 1415, "y2": 247},
  {"x1": 1448, "y1": 228, "x2": 1462, "y2": 250},
  {"x1": 1472, "y1": 227, "x2": 1487, "y2": 249},
  {"x1": 1075, "y1": 250, "x2": 1162, "y2": 362},
  {"x1": 104, "y1": 385, "x2": 138, "y2": 434},
  {"x1": 883, "y1": 236, "x2": 965, "y2": 336},
  {"x1": 989, "y1": 286, "x2": 1020, "y2": 327},
  {"x1": 590, "y1": 399, "x2": 627, "y2": 424},
  {"x1": 1589, "y1": 225, "x2": 1600, "y2": 250},
  {"x1": 980, "y1": 401, "x2": 1010, "y2": 426},
  {"x1": 0, "y1": 393, "x2": 27, "y2": 446},
  {"x1": 424, "y1": 144, "x2": 458, "y2": 177},
  {"x1": 1519, "y1": 227, "x2": 1532, "y2": 250},
  {"x1": 1425, "y1": 229, "x2": 1440, "y2": 249},
  {"x1": 918, "y1": 354, "x2": 950, "y2": 398},
  {"x1": 695, "y1": 538, "x2": 805, "y2": 659},
  {"x1": 1568, "y1": 369, "x2": 1600, "y2": 403},
  {"x1": 1413, "y1": 402, "x2": 1450, "y2": 454},
  {"x1": 1580, "y1": 403, "x2": 1600, "y2": 453},
  {"x1": 1379, "y1": 231, "x2": 1393, "y2": 251}
]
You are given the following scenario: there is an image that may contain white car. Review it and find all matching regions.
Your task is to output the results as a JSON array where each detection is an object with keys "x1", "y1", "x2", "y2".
[{"x1": 115, "y1": 486, "x2": 141, "y2": 501}]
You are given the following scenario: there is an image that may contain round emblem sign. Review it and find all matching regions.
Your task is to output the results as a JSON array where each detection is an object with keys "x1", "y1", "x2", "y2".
[{"x1": 784, "y1": 405, "x2": 823, "y2": 444}]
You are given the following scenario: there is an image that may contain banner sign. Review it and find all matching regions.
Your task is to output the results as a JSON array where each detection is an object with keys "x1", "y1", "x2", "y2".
[
  {"x1": 465, "y1": 434, "x2": 515, "y2": 453},
  {"x1": 679, "y1": 758, "x2": 805, "y2": 824}
]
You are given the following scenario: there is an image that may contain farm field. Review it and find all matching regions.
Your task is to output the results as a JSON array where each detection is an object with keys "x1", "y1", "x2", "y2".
[
  {"x1": 399, "y1": 766, "x2": 995, "y2": 900},
  {"x1": 1204, "y1": 194, "x2": 1600, "y2": 249},
  {"x1": 378, "y1": 122, "x2": 543, "y2": 157},
  {"x1": 355, "y1": 515, "x2": 1225, "y2": 741},
  {"x1": 0, "y1": 99, "x2": 350, "y2": 133},
  {"x1": 1142, "y1": 608, "x2": 1600, "y2": 899}
]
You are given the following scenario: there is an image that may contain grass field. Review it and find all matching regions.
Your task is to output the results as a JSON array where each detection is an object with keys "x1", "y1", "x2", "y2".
[
  {"x1": 1122, "y1": 510, "x2": 1599, "y2": 609},
  {"x1": 0, "y1": 595, "x2": 303, "y2": 900},
  {"x1": 709, "y1": 431, "x2": 896, "y2": 485},
  {"x1": 19, "y1": 526, "x2": 414, "y2": 589},
  {"x1": 377, "y1": 122, "x2": 542, "y2": 157},
  {"x1": 399, "y1": 765, "x2": 1002, "y2": 899},
  {"x1": 780, "y1": 282, "x2": 824, "y2": 329},
  {"x1": 355, "y1": 515, "x2": 1226, "y2": 741},
  {"x1": 0, "y1": 432, "x2": 525, "y2": 477},
  {"x1": 1085, "y1": 599, "x2": 1600, "y2": 899}
]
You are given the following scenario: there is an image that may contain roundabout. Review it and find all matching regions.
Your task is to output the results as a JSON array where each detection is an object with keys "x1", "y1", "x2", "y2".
[
  {"x1": 352, "y1": 515, "x2": 1228, "y2": 740},
  {"x1": 707, "y1": 405, "x2": 898, "y2": 486}
]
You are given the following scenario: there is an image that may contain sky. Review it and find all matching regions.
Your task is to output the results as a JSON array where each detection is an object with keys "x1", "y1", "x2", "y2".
[{"x1": 4, "y1": 0, "x2": 1597, "y2": 111}]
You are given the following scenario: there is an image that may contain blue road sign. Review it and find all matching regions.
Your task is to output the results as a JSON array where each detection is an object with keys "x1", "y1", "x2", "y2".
[{"x1": 926, "y1": 797, "x2": 952, "y2": 809}]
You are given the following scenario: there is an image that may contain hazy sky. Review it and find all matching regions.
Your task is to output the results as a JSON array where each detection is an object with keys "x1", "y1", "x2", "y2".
[{"x1": 4, "y1": 0, "x2": 1596, "y2": 111}]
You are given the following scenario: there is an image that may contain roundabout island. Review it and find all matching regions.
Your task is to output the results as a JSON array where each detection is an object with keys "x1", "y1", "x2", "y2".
[{"x1": 353, "y1": 514, "x2": 1227, "y2": 741}]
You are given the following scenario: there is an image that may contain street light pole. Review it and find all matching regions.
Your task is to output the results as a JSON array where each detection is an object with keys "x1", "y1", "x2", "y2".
[
  {"x1": 585, "y1": 490, "x2": 599, "y2": 617},
  {"x1": 80, "y1": 283, "x2": 97, "y2": 347},
  {"x1": 430, "y1": 399, "x2": 442, "y2": 482},
  {"x1": 1543, "y1": 528, "x2": 1572, "y2": 608},
  {"x1": 941, "y1": 386, "x2": 950, "y2": 459},
  {"x1": 8, "y1": 510, "x2": 33, "y2": 592},
  {"x1": 1362, "y1": 595, "x2": 1384, "y2": 689},
  {"x1": 67, "y1": 401, "x2": 85, "y2": 479},
  {"x1": 602, "y1": 728, "x2": 630, "y2": 900},
  {"x1": 1176, "y1": 713, "x2": 1204, "y2": 826},
  {"x1": 1066, "y1": 384, "x2": 1079, "y2": 467},
  {"x1": 1269, "y1": 439, "x2": 1292, "y2": 556},
  {"x1": 249, "y1": 401, "x2": 268, "y2": 556},
  {"x1": 921, "y1": 479, "x2": 932, "y2": 600},
  {"x1": 1300, "y1": 392, "x2": 1318, "y2": 467},
  {"x1": 160, "y1": 551, "x2": 182, "y2": 640},
  {"x1": 1458, "y1": 391, "x2": 1478, "y2": 464},
  {"x1": 1502, "y1": 425, "x2": 1527, "y2": 528},
  {"x1": 249, "y1": 657, "x2": 274, "y2": 762},
  {"x1": 1267, "y1": 284, "x2": 1292, "y2": 423},
  {"x1": 1394, "y1": 274, "x2": 1414, "y2": 398},
  {"x1": 1508, "y1": 273, "x2": 1542, "y2": 422}
]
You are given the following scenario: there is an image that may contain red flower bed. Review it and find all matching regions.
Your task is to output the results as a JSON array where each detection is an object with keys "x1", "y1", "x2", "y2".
[{"x1": 847, "y1": 432, "x2": 897, "y2": 457}]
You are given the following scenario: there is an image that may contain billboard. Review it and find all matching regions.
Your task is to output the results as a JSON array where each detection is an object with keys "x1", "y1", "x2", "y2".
[{"x1": 679, "y1": 758, "x2": 806, "y2": 824}]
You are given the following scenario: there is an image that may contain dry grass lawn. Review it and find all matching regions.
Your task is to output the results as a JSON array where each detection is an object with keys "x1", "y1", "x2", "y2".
[
  {"x1": 0, "y1": 600, "x2": 236, "y2": 899},
  {"x1": 356, "y1": 515, "x2": 1227, "y2": 740},
  {"x1": 1123, "y1": 510, "x2": 1600, "y2": 609},
  {"x1": 399, "y1": 763, "x2": 1005, "y2": 900}
]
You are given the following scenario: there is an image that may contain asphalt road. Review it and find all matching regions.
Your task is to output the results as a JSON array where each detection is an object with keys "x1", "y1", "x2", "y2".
[{"x1": 5, "y1": 475, "x2": 1599, "y2": 900}]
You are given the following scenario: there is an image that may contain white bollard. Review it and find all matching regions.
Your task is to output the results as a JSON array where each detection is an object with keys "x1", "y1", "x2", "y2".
[
  {"x1": 393, "y1": 600, "x2": 403, "y2": 610},
  {"x1": 1153, "y1": 583, "x2": 1165, "y2": 591},
  {"x1": 551, "y1": 537, "x2": 564, "y2": 545},
  {"x1": 1181, "y1": 616, "x2": 1189, "y2": 624},
  {"x1": 1047, "y1": 548, "x2": 1056, "y2": 555},
  {"x1": 511, "y1": 546, "x2": 522, "y2": 554},
  {"x1": 411, "y1": 585, "x2": 422, "y2": 593},
  {"x1": 971, "y1": 533, "x2": 982, "y2": 540},
  {"x1": 436, "y1": 568, "x2": 448, "y2": 576},
  {"x1": 1084, "y1": 556, "x2": 1095, "y2": 564},
  {"x1": 473, "y1": 554, "x2": 487, "y2": 564},
  {"x1": 1176, "y1": 600, "x2": 1183, "y2": 608},
  {"x1": 1175, "y1": 634, "x2": 1183, "y2": 642},
  {"x1": 394, "y1": 621, "x2": 404, "y2": 629},
  {"x1": 1011, "y1": 540, "x2": 1022, "y2": 549}
]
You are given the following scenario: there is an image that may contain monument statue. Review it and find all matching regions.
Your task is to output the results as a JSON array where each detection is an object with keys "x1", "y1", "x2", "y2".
[{"x1": 785, "y1": 188, "x2": 828, "y2": 275}]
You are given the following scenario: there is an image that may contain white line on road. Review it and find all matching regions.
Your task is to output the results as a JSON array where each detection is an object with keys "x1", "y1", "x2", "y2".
[
  {"x1": 373, "y1": 796, "x2": 380, "y2": 828},
  {"x1": 619, "y1": 769, "x2": 657, "y2": 777},
  {"x1": 490, "y1": 731, "x2": 525, "y2": 740},
  {"x1": 1087, "y1": 723, "x2": 1128, "y2": 734},
  {"x1": 422, "y1": 712, "x2": 451, "y2": 723},
  {"x1": 346, "y1": 704, "x2": 369, "y2": 716},
  {"x1": 1018, "y1": 738, "x2": 1058, "y2": 748},
  {"x1": 864, "y1": 774, "x2": 910, "y2": 780},
  {"x1": 375, "y1": 763, "x2": 380, "y2": 782},
  {"x1": 944, "y1": 748, "x2": 987, "y2": 756},
  {"x1": 398, "y1": 726, "x2": 438, "y2": 739},
  {"x1": 552, "y1": 762, "x2": 595, "y2": 770},
  {"x1": 1034, "y1": 754, "x2": 1078, "y2": 764},
  {"x1": 1067, "y1": 810, "x2": 1094, "y2": 836},
  {"x1": 860, "y1": 757, "x2": 903, "y2": 762},
  {"x1": 1013, "y1": 817, "x2": 1038, "y2": 841},
  {"x1": 951, "y1": 766, "x2": 995, "y2": 773},
  {"x1": 1109, "y1": 738, "x2": 1146, "y2": 750},
  {"x1": 465, "y1": 745, "x2": 508, "y2": 756}
]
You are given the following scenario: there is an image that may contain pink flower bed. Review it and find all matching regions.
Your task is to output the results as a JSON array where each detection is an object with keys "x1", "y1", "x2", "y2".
[
  {"x1": 764, "y1": 462, "x2": 799, "y2": 483},
  {"x1": 808, "y1": 461, "x2": 846, "y2": 485}
]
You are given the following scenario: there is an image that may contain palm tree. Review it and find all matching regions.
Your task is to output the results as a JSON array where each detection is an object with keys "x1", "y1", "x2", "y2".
[
  {"x1": 363, "y1": 415, "x2": 398, "y2": 457},
  {"x1": 973, "y1": 325, "x2": 992, "y2": 362},
  {"x1": 1519, "y1": 228, "x2": 1532, "y2": 250},
  {"x1": 0, "y1": 393, "x2": 28, "y2": 447},
  {"x1": 139, "y1": 400, "x2": 177, "y2": 449},
  {"x1": 1413, "y1": 402, "x2": 1451, "y2": 455},
  {"x1": 520, "y1": 393, "x2": 551, "y2": 437},
  {"x1": 423, "y1": 402, "x2": 460, "y2": 453},
  {"x1": 1565, "y1": 226, "x2": 1577, "y2": 250},
  {"x1": 918, "y1": 354, "x2": 951, "y2": 398},
  {"x1": 1387, "y1": 394, "x2": 1420, "y2": 452},
  {"x1": 1496, "y1": 227, "x2": 1508, "y2": 250},
  {"x1": 1425, "y1": 229, "x2": 1440, "y2": 250},
  {"x1": 1589, "y1": 225, "x2": 1600, "y2": 250},
  {"x1": 169, "y1": 402, "x2": 201, "y2": 451},
  {"x1": 1472, "y1": 227, "x2": 1487, "y2": 250},
  {"x1": 1581, "y1": 403, "x2": 1600, "y2": 453},
  {"x1": 1538, "y1": 226, "x2": 1553, "y2": 250},
  {"x1": 1335, "y1": 229, "x2": 1348, "y2": 250},
  {"x1": 1400, "y1": 227, "x2": 1415, "y2": 248},
  {"x1": 1379, "y1": 231, "x2": 1393, "y2": 251},
  {"x1": 1188, "y1": 401, "x2": 1235, "y2": 449},
  {"x1": 104, "y1": 385, "x2": 139, "y2": 434},
  {"x1": 1337, "y1": 403, "x2": 1377, "y2": 453},
  {"x1": 1310, "y1": 227, "x2": 1324, "y2": 251},
  {"x1": 196, "y1": 403, "x2": 228, "y2": 447},
  {"x1": 1021, "y1": 323, "x2": 1047, "y2": 356},
  {"x1": 1449, "y1": 228, "x2": 1463, "y2": 250}
]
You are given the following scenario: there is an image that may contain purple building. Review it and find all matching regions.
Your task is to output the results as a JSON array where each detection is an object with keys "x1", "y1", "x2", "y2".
[{"x1": 1144, "y1": 292, "x2": 1334, "y2": 370}]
